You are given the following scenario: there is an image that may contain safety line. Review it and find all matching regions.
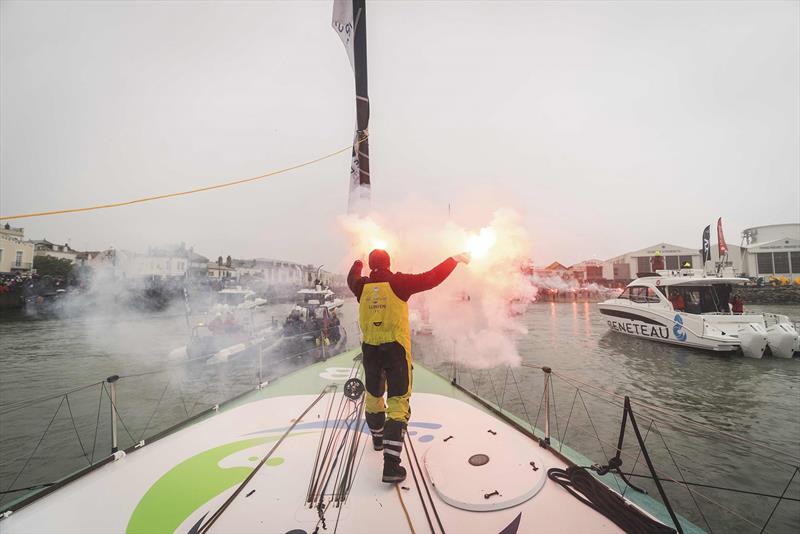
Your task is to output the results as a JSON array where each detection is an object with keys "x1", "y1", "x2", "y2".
[
  {"x1": 0, "y1": 136, "x2": 365, "y2": 221},
  {"x1": 395, "y1": 483, "x2": 417, "y2": 534}
]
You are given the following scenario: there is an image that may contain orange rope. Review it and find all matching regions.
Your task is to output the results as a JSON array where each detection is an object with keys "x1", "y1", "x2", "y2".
[
  {"x1": 395, "y1": 483, "x2": 416, "y2": 534},
  {"x1": 0, "y1": 136, "x2": 366, "y2": 221}
]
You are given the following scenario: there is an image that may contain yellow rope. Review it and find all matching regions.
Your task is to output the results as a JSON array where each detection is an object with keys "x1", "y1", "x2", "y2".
[
  {"x1": 395, "y1": 483, "x2": 417, "y2": 534},
  {"x1": 0, "y1": 136, "x2": 366, "y2": 221}
]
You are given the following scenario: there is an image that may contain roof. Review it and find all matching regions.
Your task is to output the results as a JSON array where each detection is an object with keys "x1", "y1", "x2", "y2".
[
  {"x1": 544, "y1": 261, "x2": 567, "y2": 271},
  {"x1": 630, "y1": 275, "x2": 749, "y2": 287},
  {"x1": 741, "y1": 237, "x2": 800, "y2": 250}
]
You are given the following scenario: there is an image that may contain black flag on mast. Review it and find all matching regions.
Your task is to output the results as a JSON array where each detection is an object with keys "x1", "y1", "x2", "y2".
[
  {"x1": 332, "y1": 0, "x2": 371, "y2": 213},
  {"x1": 702, "y1": 225, "x2": 711, "y2": 265}
]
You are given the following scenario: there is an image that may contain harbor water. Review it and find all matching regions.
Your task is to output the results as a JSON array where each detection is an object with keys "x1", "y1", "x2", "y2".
[{"x1": 1, "y1": 300, "x2": 798, "y2": 532}]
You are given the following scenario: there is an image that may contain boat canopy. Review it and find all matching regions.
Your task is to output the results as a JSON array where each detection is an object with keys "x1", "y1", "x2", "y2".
[{"x1": 630, "y1": 276, "x2": 748, "y2": 287}]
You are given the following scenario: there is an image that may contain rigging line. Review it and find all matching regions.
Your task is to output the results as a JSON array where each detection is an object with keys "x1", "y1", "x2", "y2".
[
  {"x1": 64, "y1": 393, "x2": 91, "y2": 466},
  {"x1": 89, "y1": 383, "x2": 105, "y2": 464},
  {"x1": 576, "y1": 390, "x2": 624, "y2": 495},
  {"x1": 486, "y1": 368, "x2": 502, "y2": 408},
  {"x1": 343, "y1": 420, "x2": 369, "y2": 502},
  {"x1": 175, "y1": 380, "x2": 190, "y2": 418},
  {"x1": 407, "y1": 430, "x2": 446, "y2": 534},
  {"x1": 532, "y1": 381, "x2": 546, "y2": 437},
  {"x1": 551, "y1": 370, "x2": 800, "y2": 465},
  {"x1": 3, "y1": 397, "x2": 65, "y2": 495},
  {"x1": 198, "y1": 385, "x2": 334, "y2": 534},
  {"x1": 395, "y1": 483, "x2": 418, "y2": 534},
  {"x1": 310, "y1": 393, "x2": 351, "y2": 503},
  {"x1": 557, "y1": 371, "x2": 800, "y2": 469},
  {"x1": 0, "y1": 135, "x2": 367, "y2": 222},
  {"x1": 314, "y1": 403, "x2": 358, "y2": 504},
  {"x1": 0, "y1": 380, "x2": 105, "y2": 415},
  {"x1": 499, "y1": 367, "x2": 510, "y2": 410},
  {"x1": 559, "y1": 389, "x2": 579, "y2": 454},
  {"x1": 138, "y1": 379, "x2": 171, "y2": 443},
  {"x1": 618, "y1": 472, "x2": 800, "y2": 502},
  {"x1": 759, "y1": 466, "x2": 798, "y2": 534},
  {"x1": 622, "y1": 419, "x2": 653, "y2": 497},
  {"x1": 509, "y1": 367, "x2": 535, "y2": 434},
  {"x1": 104, "y1": 383, "x2": 136, "y2": 447},
  {"x1": 306, "y1": 386, "x2": 337, "y2": 503},
  {"x1": 653, "y1": 421, "x2": 715, "y2": 534},
  {"x1": 550, "y1": 374, "x2": 561, "y2": 446},
  {"x1": 404, "y1": 434, "x2": 435, "y2": 534},
  {"x1": 314, "y1": 406, "x2": 359, "y2": 513}
]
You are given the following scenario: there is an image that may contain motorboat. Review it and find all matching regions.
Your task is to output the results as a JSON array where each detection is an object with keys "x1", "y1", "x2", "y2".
[{"x1": 598, "y1": 270, "x2": 799, "y2": 359}]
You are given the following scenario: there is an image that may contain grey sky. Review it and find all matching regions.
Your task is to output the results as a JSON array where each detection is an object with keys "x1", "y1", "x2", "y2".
[{"x1": 2, "y1": 0, "x2": 798, "y2": 270}]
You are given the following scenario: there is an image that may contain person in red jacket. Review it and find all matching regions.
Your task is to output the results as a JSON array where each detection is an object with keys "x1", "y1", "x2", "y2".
[
  {"x1": 731, "y1": 295, "x2": 744, "y2": 314},
  {"x1": 348, "y1": 248, "x2": 469, "y2": 483}
]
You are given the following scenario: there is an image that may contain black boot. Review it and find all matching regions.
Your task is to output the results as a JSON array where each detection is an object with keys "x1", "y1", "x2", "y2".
[
  {"x1": 382, "y1": 461, "x2": 406, "y2": 483},
  {"x1": 381, "y1": 419, "x2": 407, "y2": 483},
  {"x1": 365, "y1": 411, "x2": 385, "y2": 451}
]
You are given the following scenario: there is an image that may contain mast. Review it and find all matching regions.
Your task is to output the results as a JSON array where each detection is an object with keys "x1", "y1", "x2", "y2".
[{"x1": 332, "y1": 0, "x2": 371, "y2": 213}]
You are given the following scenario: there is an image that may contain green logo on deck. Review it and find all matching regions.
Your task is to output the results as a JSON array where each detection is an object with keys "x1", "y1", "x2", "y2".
[{"x1": 126, "y1": 436, "x2": 294, "y2": 534}]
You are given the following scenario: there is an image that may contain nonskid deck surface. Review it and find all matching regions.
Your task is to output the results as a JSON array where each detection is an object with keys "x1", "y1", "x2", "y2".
[{"x1": 1, "y1": 356, "x2": 627, "y2": 534}]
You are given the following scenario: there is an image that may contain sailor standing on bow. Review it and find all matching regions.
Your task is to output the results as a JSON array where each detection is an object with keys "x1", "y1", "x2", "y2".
[{"x1": 348, "y1": 249, "x2": 469, "y2": 483}]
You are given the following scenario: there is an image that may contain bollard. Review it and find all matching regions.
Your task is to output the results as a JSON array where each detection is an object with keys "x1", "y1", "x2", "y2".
[
  {"x1": 542, "y1": 367, "x2": 551, "y2": 447},
  {"x1": 107, "y1": 375, "x2": 120, "y2": 453}
]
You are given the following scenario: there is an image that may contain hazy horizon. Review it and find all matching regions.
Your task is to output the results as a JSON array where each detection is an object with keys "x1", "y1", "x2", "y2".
[{"x1": 2, "y1": 1, "x2": 798, "y2": 272}]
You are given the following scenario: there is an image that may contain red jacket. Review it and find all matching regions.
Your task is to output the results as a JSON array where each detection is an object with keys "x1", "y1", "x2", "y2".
[{"x1": 348, "y1": 257, "x2": 458, "y2": 302}]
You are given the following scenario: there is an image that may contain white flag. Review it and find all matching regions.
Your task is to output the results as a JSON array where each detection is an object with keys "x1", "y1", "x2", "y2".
[{"x1": 332, "y1": 0, "x2": 355, "y2": 70}]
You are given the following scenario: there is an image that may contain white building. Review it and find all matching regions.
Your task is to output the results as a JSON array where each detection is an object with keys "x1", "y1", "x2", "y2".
[
  {"x1": 31, "y1": 240, "x2": 79, "y2": 263},
  {"x1": 602, "y1": 243, "x2": 701, "y2": 281},
  {"x1": 86, "y1": 248, "x2": 189, "y2": 280},
  {"x1": 0, "y1": 224, "x2": 35, "y2": 274},
  {"x1": 740, "y1": 223, "x2": 800, "y2": 278}
]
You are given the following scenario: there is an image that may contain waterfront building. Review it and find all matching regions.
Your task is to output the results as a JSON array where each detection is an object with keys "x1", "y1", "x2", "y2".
[
  {"x1": 207, "y1": 262, "x2": 237, "y2": 280},
  {"x1": 0, "y1": 224, "x2": 34, "y2": 274},
  {"x1": 31, "y1": 239, "x2": 79, "y2": 263},
  {"x1": 85, "y1": 248, "x2": 190, "y2": 280},
  {"x1": 602, "y1": 243, "x2": 702, "y2": 281},
  {"x1": 740, "y1": 223, "x2": 800, "y2": 278},
  {"x1": 567, "y1": 259, "x2": 604, "y2": 282}
]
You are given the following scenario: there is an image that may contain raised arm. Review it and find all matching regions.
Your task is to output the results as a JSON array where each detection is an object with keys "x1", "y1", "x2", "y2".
[
  {"x1": 347, "y1": 260, "x2": 367, "y2": 300},
  {"x1": 393, "y1": 257, "x2": 461, "y2": 300}
]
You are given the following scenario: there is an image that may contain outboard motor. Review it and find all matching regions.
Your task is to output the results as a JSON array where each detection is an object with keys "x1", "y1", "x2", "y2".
[
  {"x1": 738, "y1": 323, "x2": 768, "y2": 359},
  {"x1": 766, "y1": 323, "x2": 800, "y2": 359}
]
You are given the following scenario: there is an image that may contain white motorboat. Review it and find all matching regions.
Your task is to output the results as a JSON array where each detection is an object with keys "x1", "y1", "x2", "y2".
[{"x1": 598, "y1": 271, "x2": 799, "y2": 359}]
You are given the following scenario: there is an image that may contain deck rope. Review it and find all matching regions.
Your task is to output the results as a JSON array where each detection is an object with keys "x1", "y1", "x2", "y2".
[
  {"x1": 395, "y1": 484, "x2": 417, "y2": 534},
  {"x1": 0, "y1": 136, "x2": 366, "y2": 221}
]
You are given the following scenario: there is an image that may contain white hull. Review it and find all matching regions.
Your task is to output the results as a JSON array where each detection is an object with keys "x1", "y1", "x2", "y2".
[{"x1": 598, "y1": 302, "x2": 740, "y2": 353}]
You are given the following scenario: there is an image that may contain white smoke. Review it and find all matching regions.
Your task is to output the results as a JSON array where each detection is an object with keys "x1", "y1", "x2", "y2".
[{"x1": 340, "y1": 207, "x2": 535, "y2": 368}]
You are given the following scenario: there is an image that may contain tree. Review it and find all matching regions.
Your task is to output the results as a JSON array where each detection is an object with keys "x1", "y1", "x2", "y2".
[{"x1": 33, "y1": 256, "x2": 74, "y2": 278}]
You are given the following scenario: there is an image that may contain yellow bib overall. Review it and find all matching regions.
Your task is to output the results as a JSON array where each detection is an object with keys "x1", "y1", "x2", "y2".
[{"x1": 359, "y1": 282, "x2": 412, "y2": 423}]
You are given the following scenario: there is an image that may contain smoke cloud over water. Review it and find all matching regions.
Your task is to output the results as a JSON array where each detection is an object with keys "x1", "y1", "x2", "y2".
[{"x1": 340, "y1": 207, "x2": 536, "y2": 368}]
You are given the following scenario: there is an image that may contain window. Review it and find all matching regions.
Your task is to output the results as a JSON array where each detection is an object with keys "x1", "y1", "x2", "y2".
[
  {"x1": 792, "y1": 252, "x2": 800, "y2": 274},
  {"x1": 679, "y1": 256, "x2": 693, "y2": 268},
  {"x1": 646, "y1": 287, "x2": 662, "y2": 303},
  {"x1": 636, "y1": 257, "x2": 650, "y2": 273},
  {"x1": 0, "y1": 249, "x2": 3, "y2": 264},
  {"x1": 617, "y1": 288, "x2": 631, "y2": 300},
  {"x1": 665, "y1": 256, "x2": 680, "y2": 270},
  {"x1": 773, "y1": 252, "x2": 790, "y2": 274},
  {"x1": 15, "y1": 251, "x2": 23, "y2": 266},
  {"x1": 630, "y1": 286, "x2": 648, "y2": 303},
  {"x1": 756, "y1": 253, "x2": 773, "y2": 274},
  {"x1": 586, "y1": 265, "x2": 603, "y2": 279}
]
